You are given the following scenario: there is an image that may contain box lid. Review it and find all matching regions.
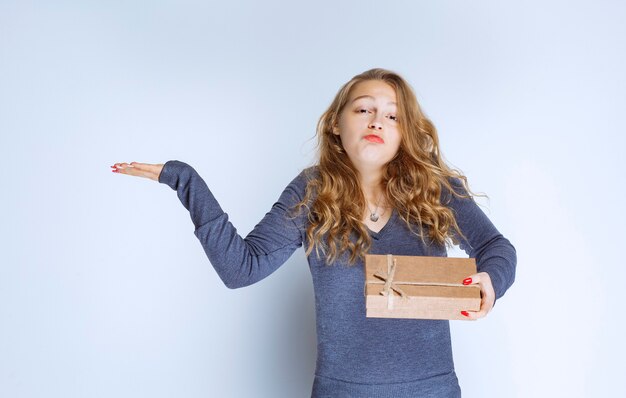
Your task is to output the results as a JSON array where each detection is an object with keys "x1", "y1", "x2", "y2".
[
  {"x1": 365, "y1": 254, "x2": 478, "y2": 287},
  {"x1": 364, "y1": 254, "x2": 481, "y2": 319}
]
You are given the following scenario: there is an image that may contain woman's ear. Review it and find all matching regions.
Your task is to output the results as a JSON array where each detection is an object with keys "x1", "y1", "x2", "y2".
[
  {"x1": 332, "y1": 120, "x2": 340, "y2": 135},
  {"x1": 331, "y1": 113, "x2": 340, "y2": 135}
]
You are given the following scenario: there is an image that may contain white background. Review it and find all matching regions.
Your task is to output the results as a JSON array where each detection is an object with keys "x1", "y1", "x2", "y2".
[{"x1": 1, "y1": 1, "x2": 624, "y2": 397}]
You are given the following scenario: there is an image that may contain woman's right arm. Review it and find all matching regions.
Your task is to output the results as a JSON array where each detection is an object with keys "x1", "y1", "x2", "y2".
[{"x1": 112, "y1": 160, "x2": 307, "y2": 289}]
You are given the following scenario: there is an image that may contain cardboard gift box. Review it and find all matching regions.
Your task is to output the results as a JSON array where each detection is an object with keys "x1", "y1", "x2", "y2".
[{"x1": 364, "y1": 254, "x2": 481, "y2": 320}]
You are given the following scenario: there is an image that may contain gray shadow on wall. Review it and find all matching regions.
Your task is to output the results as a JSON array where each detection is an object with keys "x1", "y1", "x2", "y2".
[{"x1": 242, "y1": 250, "x2": 317, "y2": 396}]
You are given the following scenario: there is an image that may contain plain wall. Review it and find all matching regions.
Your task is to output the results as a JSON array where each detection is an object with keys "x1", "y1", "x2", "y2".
[{"x1": 1, "y1": 1, "x2": 624, "y2": 397}]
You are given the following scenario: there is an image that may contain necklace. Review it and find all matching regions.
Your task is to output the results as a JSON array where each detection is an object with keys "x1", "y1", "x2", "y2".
[{"x1": 367, "y1": 193, "x2": 385, "y2": 222}]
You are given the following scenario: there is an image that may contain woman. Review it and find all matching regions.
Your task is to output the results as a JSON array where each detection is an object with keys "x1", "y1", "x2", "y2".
[{"x1": 112, "y1": 68, "x2": 516, "y2": 397}]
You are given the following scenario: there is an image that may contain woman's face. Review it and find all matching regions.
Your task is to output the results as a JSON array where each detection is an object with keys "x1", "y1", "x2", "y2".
[{"x1": 333, "y1": 80, "x2": 401, "y2": 172}]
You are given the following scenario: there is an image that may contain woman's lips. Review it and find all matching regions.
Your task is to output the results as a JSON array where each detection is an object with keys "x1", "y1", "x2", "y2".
[{"x1": 364, "y1": 134, "x2": 384, "y2": 144}]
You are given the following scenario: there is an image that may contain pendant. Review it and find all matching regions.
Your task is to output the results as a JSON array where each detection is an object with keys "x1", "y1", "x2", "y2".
[{"x1": 370, "y1": 213, "x2": 379, "y2": 222}]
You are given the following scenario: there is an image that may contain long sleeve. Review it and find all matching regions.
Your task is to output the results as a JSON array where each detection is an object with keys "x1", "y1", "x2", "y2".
[
  {"x1": 444, "y1": 179, "x2": 517, "y2": 301},
  {"x1": 157, "y1": 160, "x2": 307, "y2": 289}
]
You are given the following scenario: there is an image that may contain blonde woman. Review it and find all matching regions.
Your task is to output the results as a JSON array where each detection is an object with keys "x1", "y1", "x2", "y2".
[{"x1": 112, "y1": 68, "x2": 516, "y2": 397}]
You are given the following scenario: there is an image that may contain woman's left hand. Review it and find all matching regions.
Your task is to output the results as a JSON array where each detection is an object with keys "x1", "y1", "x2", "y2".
[{"x1": 460, "y1": 272, "x2": 495, "y2": 320}]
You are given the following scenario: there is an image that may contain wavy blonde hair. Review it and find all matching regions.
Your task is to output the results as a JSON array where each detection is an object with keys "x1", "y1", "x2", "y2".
[{"x1": 296, "y1": 68, "x2": 479, "y2": 264}]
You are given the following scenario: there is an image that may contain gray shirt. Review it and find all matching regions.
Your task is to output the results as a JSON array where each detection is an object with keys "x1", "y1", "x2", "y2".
[{"x1": 158, "y1": 160, "x2": 517, "y2": 397}]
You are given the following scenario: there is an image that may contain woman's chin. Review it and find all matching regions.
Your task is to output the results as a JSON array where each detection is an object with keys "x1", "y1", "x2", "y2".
[{"x1": 349, "y1": 154, "x2": 394, "y2": 170}]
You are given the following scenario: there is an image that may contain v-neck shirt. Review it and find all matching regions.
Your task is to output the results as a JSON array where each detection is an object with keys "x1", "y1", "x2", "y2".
[{"x1": 158, "y1": 161, "x2": 517, "y2": 397}]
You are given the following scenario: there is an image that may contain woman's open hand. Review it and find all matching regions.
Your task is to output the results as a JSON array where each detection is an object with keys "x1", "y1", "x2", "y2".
[
  {"x1": 460, "y1": 271, "x2": 495, "y2": 320},
  {"x1": 111, "y1": 162, "x2": 164, "y2": 182}
]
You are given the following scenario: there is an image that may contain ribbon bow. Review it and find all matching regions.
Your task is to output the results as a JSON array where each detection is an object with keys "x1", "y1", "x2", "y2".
[{"x1": 373, "y1": 254, "x2": 408, "y2": 309}]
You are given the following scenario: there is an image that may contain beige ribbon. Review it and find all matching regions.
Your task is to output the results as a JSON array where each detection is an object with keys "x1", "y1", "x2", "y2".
[{"x1": 372, "y1": 254, "x2": 407, "y2": 310}]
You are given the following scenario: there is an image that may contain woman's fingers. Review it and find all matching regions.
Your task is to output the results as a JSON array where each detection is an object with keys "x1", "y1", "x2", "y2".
[
  {"x1": 111, "y1": 162, "x2": 164, "y2": 181},
  {"x1": 460, "y1": 272, "x2": 495, "y2": 320}
]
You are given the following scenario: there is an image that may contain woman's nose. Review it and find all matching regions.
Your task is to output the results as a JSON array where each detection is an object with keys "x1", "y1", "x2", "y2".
[{"x1": 368, "y1": 120, "x2": 383, "y2": 130}]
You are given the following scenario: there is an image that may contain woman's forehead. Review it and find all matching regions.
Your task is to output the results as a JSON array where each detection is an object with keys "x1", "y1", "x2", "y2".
[{"x1": 348, "y1": 80, "x2": 397, "y2": 103}]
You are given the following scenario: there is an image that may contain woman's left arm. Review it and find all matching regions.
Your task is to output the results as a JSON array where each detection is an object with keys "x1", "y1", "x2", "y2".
[{"x1": 444, "y1": 178, "x2": 517, "y2": 319}]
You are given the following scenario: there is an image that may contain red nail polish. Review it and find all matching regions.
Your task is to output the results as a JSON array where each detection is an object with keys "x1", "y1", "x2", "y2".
[
  {"x1": 463, "y1": 278, "x2": 472, "y2": 285},
  {"x1": 461, "y1": 311, "x2": 469, "y2": 317}
]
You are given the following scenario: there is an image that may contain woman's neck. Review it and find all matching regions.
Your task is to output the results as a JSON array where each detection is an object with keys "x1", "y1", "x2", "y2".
[{"x1": 356, "y1": 166, "x2": 385, "y2": 204}]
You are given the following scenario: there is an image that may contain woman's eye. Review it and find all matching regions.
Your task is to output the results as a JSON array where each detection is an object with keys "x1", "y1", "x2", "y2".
[
  {"x1": 388, "y1": 115, "x2": 397, "y2": 121},
  {"x1": 358, "y1": 109, "x2": 369, "y2": 114}
]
